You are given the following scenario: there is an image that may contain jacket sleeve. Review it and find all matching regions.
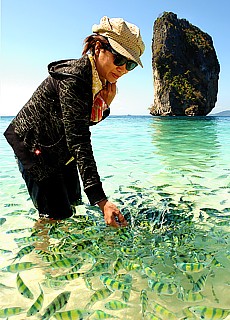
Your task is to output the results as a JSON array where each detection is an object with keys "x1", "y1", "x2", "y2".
[{"x1": 58, "y1": 75, "x2": 107, "y2": 205}]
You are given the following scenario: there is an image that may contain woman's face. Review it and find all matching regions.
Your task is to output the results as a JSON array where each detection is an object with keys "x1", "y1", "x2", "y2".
[{"x1": 94, "y1": 41, "x2": 129, "y2": 84}]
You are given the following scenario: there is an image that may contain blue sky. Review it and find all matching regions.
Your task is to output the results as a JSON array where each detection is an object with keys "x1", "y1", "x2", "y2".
[{"x1": 1, "y1": 0, "x2": 229, "y2": 115}]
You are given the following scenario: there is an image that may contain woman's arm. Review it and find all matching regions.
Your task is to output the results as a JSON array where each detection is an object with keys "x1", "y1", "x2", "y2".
[
  {"x1": 59, "y1": 75, "x2": 106, "y2": 204},
  {"x1": 58, "y1": 73, "x2": 127, "y2": 227}
]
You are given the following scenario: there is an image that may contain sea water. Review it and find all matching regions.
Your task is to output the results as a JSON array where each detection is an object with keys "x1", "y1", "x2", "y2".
[{"x1": 0, "y1": 115, "x2": 229, "y2": 319}]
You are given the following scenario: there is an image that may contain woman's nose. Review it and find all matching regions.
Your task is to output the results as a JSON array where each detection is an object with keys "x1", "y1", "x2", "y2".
[{"x1": 117, "y1": 64, "x2": 128, "y2": 74}]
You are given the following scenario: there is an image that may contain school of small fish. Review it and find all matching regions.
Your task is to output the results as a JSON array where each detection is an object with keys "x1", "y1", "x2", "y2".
[{"x1": 0, "y1": 183, "x2": 230, "y2": 319}]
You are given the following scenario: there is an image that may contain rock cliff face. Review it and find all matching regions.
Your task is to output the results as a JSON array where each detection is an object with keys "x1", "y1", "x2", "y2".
[{"x1": 150, "y1": 12, "x2": 220, "y2": 116}]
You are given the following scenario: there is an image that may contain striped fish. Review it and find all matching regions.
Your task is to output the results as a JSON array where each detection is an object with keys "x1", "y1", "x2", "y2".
[
  {"x1": 124, "y1": 261, "x2": 141, "y2": 272},
  {"x1": 177, "y1": 289, "x2": 204, "y2": 302},
  {"x1": 53, "y1": 309, "x2": 92, "y2": 319},
  {"x1": 122, "y1": 288, "x2": 131, "y2": 302},
  {"x1": 16, "y1": 273, "x2": 34, "y2": 299},
  {"x1": 145, "y1": 312, "x2": 161, "y2": 320},
  {"x1": 104, "y1": 299, "x2": 129, "y2": 310},
  {"x1": 148, "y1": 279, "x2": 178, "y2": 295},
  {"x1": 71, "y1": 240, "x2": 93, "y2": 252},
  {"x1": 85, "y1": 288, "x2": 112, "y2": 308},
  {"x1": 14, "y1": 235, "x2": 41, "y2": 244},
  {"x1": 140, "y1": 289, "x2": 148, "y2": 316},
  {"x1": 175, "y1": 262, "x2": 208, "y2": 273},
  {"x1": 1, "y1": 261, "x2": 37, "y2": 273},
  {"x1": 6, "y1": 227, "x2": 30, "y2": 234},
  {"x1": 86, "y1": 261, "x2": 109, "y2": 277},
  {"x1": 143, "y1": 265, "x2": 158, "y2": 279},
  {"x1": 50, "y1": 272, "x2": 82, "y2": 281},
  {"x1": 211, "y1": 257, "x2": 224, "y2": 267},
  {"x1": 42, "y1": 278, "x2": 65, "y2": 289},
  {"x1": 26, "y1": 283, "x2": 44, "y2": 316},
  {"x1": 90, "y1": 309, "x2": 118, "y2": 319},
  {"x1": 49, "y1": 258, "x2": 77, "y2": 269},
  {"x1": 113, "y1": 257, "x2": 123, "y2": 274},
  {"x1": 192, "y1": 273, "x2": 208, "y2": 292},
  {"x1": 41, "y1": 253, "x2": 63, "y2": 263},
  {"x1": 100, "y1": 275, "x2": 130, "y2": 291},
  {"x1": 41, "y1": 291, "x2": 71, "y2": 320},
  {"x1": 11, "y1": 245, "x2": 35, "y2": 262},
  {"x1": 0, "y1": 307, "x2": 24, "y2": 318},
  {"x1": 151, "y1": 302, "x2": 178, "y2": 320},
  {"x1": 189, "y1": 306, "x2": 230, "y2": 320}
]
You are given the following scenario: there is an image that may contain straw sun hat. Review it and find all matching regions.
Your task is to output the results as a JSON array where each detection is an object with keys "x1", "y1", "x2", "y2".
[{"x1": 92, "y1": 16, "x2": 145, "y2": 67}]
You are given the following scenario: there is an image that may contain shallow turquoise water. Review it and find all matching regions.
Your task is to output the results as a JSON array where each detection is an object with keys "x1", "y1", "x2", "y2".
[{"x1": 0, "y1": 115, "x2": 230, "y2": 319}]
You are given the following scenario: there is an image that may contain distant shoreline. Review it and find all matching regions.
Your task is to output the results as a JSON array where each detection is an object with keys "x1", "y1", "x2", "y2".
[
  {"x1": 1, "y1": 110, "x2": 229, "y2": 117},
  {"x1": 209, "y1": 110, "x2": 230, "y2": 116}
]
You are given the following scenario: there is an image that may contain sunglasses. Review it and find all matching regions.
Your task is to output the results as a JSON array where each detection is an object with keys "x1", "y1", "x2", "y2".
[{"x1": 101, "y1": 43, "x2": 138, "y2": 71}]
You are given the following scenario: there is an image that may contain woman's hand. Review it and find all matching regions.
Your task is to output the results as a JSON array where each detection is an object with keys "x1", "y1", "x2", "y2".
[
  {"x1": 97, "y1": 199, "x2": 127, "y2": 228},
  {"x1": 100, "y1": 82, "x2": 117, "y2": 106}
]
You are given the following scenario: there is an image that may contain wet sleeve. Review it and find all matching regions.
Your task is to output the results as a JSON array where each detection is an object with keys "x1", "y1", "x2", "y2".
[{"x1": 58, "y1": 77, "x2": 107, "y2": 205}]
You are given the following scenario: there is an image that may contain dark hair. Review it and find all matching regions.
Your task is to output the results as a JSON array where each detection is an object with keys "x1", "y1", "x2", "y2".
[{"x1": 82, "y1": 34, "x2": 109, "y2": 55}]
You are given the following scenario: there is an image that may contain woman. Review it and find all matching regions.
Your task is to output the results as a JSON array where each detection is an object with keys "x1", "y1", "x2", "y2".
[{"x1": 4, "y1": 16, "x2": 145, "y2": 227}]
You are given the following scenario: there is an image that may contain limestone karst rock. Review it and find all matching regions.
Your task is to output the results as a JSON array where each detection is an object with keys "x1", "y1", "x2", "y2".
[{"x1": 150, "y1": 12, "x2": 220, "y2": 116}]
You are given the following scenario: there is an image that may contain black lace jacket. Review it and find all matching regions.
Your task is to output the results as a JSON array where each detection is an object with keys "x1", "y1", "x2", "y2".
[{"x1": 4, "y1": 55, "x2": 108, "y2": 205}]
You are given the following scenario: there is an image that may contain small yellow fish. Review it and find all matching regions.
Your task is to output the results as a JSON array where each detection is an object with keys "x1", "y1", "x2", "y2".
[
  {"x1": 100, "y1": 275, "x2": 130, "y2": 291},
  {"x1": 151, "y1": 302, "x2": 177, "y2": 320},
  {"x1": 16, "y1": 273, "x2": 34, "y2": 299},
  {"x1": 11, "y1": 245, "x2": 35, "y2": 262},
  {"x1": 49, "y1": 257, "x2": 77, "y2": 269},
  {"x1": 113, "y1": 257, "x2": 123, "y2": 274},
  {"x1": 140, "y1": 289, "x2": 148, "y2": 316},
  {"x1": 90, "y1": 309, "x2": 118, "y2": 319},
  {"x1": 27, "y1": 283, "x2": 44, "y2": 316},
  {"x1": 85, "y1": 288, "x2": 112, "y2": 308},
  {"x1": 41, "y1": 253, "x2": 63, "y2": 263},
  {"x1": 145, "y1": 312, "x2": 161, "y2": 320},
  {"x1": 104, "y1": 299, "x2": 129, "y2": 310},
  {"x1": 41, "y1": 291, "x2": 71, "y2": 320},
  {"x1": 86, "y1": 261, "x2": 109, "y2": 277},
  {"x1": 14, "y1": 235, "x2": 41, "y2": 244},
  {"x1": 1, "y1": 261, "x2": 37, "y2": 272},
  {"x1": 53, "y1": 309, "x2": 92, "y2": 319},
  {"x1": 189, "y1": 306, "x2": 230, "y2": 320},
  {"x1": 148, "y1": 279, "x2": 178, "y2": 295},
  {"x1": 177, "y1": 289, "x2": 204, "y2": 302},
  {"x1": 0, "y1": 307, "x2": 24, "y2": 318},
  {"x1": 143, "y1": 265, "x2": 158, "y2": 279},
  {"x1": 122, "y1": 288, "x2": 131, "y2": 302},
  {"x1": 50, "y1": 272, "x2": 82, "y2": 281},
  {"x1": 192, "y1": 273, "x2": 208, "y2": 292},
  {"x1": 175, "y1": 262, "x2": 208, "y2": 273}
]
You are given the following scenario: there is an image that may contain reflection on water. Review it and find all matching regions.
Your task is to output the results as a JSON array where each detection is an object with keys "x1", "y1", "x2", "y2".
[
  {"x1": 149, "y1": 116, "x2": 230, "y2": 213},
  {"x1": 0, "y1": 116, "x2": 230, "y2": 319},
  {"x1": 151, "y1": 116, "x2": 220, "y2": 171}
]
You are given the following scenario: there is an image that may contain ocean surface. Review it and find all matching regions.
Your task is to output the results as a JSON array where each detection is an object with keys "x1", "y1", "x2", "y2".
[{"x1": 0, "y1": 115, "x2": 230, "y2": 320}]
